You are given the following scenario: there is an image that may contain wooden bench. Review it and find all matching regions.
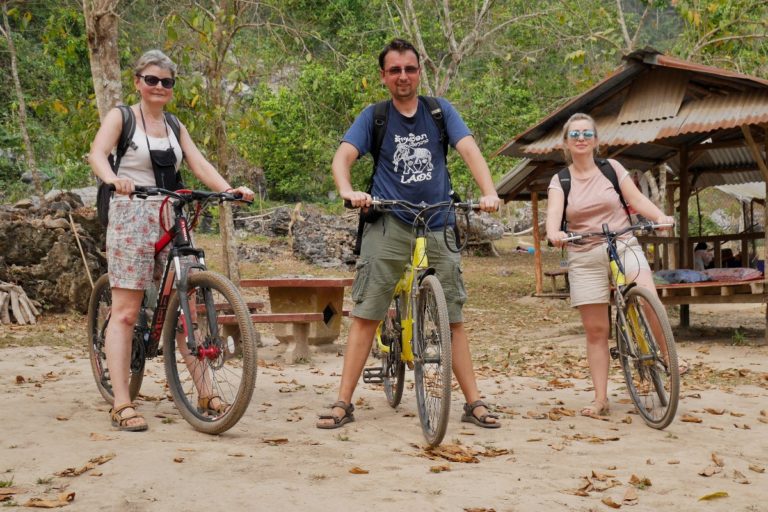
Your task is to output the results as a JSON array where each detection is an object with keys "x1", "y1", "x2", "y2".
[
  {"x1": 238, "y1": 277, "x2": 355, "y2": 363},
  {"x1": 543, "y1": 267, "x2": 569, "y2": 295}
]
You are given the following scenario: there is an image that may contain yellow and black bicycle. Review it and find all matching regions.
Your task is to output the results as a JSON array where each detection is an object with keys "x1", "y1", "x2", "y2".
[
  {"x1": 356, "y1": 198, "x2": 481, "y2": 446},
  {"x1": 563, "y1": 221, "x2": 679, "y2": 429}
]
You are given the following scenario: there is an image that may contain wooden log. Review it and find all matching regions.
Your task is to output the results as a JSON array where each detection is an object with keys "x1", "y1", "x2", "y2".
[
  {"x1": 9, "y1": 289, "x2": 26, "y2": 325},
  {"x1": 0, "y1": 291, "x2": 9, "y2": 324},
  {"x1": 18, "y1": 293, "x2": 36, "y2": 325}
]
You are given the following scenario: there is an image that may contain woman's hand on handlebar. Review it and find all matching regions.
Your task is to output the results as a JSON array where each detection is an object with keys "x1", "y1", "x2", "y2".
[
  {"x1": 110, "y1": 178, "x2": 135, "y2": 196},
  {"x1": 548, "y1": 230, "x2": 568, "y2": 248},
  {"x1": 341, "y1": 190, "x2": 372, "y2": 209},
  {"x1": 654, "y1": 215, "x2": 675, "y2": 230},
  {"x1": 227, "y1": 185, "x2": 255, "y2": 202}
]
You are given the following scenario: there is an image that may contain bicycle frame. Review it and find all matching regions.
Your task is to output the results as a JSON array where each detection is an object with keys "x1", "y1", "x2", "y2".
[{"x1": 375, "y1": 223, "x2": 430, "y2": 365}]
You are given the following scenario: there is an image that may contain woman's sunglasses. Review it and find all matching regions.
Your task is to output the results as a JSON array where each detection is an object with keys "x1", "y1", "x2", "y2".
[
  {"x1": 137, "y1": 74, "x2": 176, "y2": 89},
  {"x1": 567, "y1": 129, "x2": 595, "y2": 140}
]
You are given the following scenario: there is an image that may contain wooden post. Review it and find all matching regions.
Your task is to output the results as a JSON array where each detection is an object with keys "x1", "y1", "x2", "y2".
[
  {"x1": 532, "y1": 191, "x2": 543, "y2": 296},
  {"x1": 678, "y1": 147, "x2": 690, "y2": 327}
]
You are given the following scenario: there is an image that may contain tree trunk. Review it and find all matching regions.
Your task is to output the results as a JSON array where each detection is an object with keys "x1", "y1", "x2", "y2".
[
  {"x1": 83, "y1": 0, "x2": 122, "y2": 120},
  {"x1": 1, "y1": 3, "x2": 43, "y2": 198}
]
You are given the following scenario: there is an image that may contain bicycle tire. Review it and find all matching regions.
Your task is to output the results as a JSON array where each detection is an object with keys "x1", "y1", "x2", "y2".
[
  {"x1": 87, "y1": 273, "x2": 144, "y2": 404},
  {"x1": 381, "y1": 295, "x2": 405, "y2": 408},
  {"x1": 617, "y1": 286, "x2": 679, "y2": 429},
  {"x1": 413, "y1": 274, "x2": 452, "y2": 447},
  {"x1": 162, "y1": 271, "x2": 258, "y2": 435}
]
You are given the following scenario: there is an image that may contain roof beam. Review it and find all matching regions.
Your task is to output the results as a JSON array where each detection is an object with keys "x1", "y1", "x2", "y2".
[{"x1": 741, "y1": 124, "x2": 768, "y2": 181}]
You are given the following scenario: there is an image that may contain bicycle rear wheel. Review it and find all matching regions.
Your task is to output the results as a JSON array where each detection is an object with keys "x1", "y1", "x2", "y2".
[
  {"x1": 617, "y1": 286, "x2": 679, "y2": 429},
  {"x1": 413, "y1": 274, "x2": 452, "y2": 447},
  {"x1": 163, "y1": 271, "x2": 258, "y2": 435},
  {"x1": 87, "y1": 273, "x2": 144, "y2": 404},
  {"x1": 381, "y1": 295, "x2": 405, "y2": 408}
]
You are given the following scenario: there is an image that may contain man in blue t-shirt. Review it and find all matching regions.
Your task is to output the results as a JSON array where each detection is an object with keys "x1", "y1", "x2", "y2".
[{"x1": 317, "y1": 39, "x2": 501, "y2": 431}]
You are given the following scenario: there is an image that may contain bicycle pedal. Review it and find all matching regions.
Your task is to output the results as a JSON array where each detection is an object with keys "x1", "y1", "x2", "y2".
[
  {"x1": 609, "y1": 347, "x2": 620, "y2": 360},
  {"x1": 362, "y1": 367, "x2": 384, "y2": 384}
]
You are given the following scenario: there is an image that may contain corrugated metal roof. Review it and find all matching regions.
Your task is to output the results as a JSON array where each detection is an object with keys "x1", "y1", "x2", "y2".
[{"x1": 495, "y1": 49, "x2": 768, "y2": 200}]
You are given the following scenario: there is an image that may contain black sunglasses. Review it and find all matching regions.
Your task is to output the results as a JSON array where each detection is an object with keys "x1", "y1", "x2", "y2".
[{"x1": 137, "y1": 74, "x2": 176, "y2": 89}]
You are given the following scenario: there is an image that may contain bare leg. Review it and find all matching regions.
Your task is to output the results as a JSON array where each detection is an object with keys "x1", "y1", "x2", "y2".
[
  {"x1": 450, "y1": 322, "x2": 496, "y2": 425},
  {"x1": 105, "y1": 288, "x2": 146, "y2": 428},
  {"x1": 316, "y1": 317, "x2": 379, "y2": 426},
  {"x1": 578, "y1": 303, "x2": 611, "y2": 414}
]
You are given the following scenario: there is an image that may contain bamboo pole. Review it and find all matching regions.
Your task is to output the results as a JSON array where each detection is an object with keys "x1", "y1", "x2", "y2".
[{"x1": 532, "y1": 192, "x2": 543, "y2": 295}]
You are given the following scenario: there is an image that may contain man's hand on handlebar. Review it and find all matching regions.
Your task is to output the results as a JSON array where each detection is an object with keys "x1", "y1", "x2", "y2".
[
  {"x1": 478, "y1": 194, "x2": 501, "y2": 213},
  {"x1": 341, "y1": 190, "x2": 372, "y2": 209}
]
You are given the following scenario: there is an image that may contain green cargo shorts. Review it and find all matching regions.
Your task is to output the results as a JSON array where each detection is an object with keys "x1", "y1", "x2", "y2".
[{"x1": 350, "y1": 215, "x2": 467, "y2": 323}]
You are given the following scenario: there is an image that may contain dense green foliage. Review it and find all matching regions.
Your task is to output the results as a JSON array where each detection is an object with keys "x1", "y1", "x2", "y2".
[{"x1": 1, "y1": 0, "x2": 766, "y2": 203}]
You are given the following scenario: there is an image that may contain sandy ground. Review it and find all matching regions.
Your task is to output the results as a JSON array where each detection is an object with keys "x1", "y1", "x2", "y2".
[{"x1": 2, "y1": 312, "x2": 768, "y2": 511}]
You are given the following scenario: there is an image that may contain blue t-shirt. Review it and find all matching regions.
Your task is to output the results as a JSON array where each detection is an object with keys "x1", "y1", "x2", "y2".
[{"x1": 342, "y1": 97, "x2": 471, "y2": 227}]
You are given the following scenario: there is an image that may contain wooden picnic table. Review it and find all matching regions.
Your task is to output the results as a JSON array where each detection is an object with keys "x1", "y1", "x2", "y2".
[{"x1": 240, "y1": 277, "x2": 354, "y2": 363}]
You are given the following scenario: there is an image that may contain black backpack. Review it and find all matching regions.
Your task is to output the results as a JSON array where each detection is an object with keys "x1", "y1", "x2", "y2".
[
  {"x1": 557, "y1": 157, "x2": 630, "y2": 232},
  {"x1": 352, "y1": 96, "x2": 450, "y2": 255},
  {"x1": 96, "y1": 105, "x2": 183, "y2": 227}
]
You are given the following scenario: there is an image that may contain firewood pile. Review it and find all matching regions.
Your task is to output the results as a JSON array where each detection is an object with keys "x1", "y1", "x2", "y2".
[{"x1": 0, "y1": 281, "x2": 40, "y2": 325}]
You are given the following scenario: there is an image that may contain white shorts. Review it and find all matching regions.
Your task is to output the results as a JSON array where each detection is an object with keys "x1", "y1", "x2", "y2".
[{"x1": 567, "y1": 237, "x2": 650, "y2": 307}]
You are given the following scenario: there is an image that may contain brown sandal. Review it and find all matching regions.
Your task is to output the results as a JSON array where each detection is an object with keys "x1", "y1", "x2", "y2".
[
  {"x1": 110, "y1": 402, "x2": 148, "y2": 432},
  {"x1": 198, "y1": 395, "x2": 230, "y2": 416},
  {"x1": 316, "y1": 401, "x2": 355, "y2": 429},
  {"x1": 461, "y1": 400, "x2": 501, "y2": 429}
]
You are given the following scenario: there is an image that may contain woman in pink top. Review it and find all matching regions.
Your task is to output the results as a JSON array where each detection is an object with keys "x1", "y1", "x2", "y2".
[{"x1": 545, "y1": 113, "x2": 674, "y2": 417}]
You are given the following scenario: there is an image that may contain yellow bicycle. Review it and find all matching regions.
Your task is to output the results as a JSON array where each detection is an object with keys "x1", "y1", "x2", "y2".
[
  {"x1": 358, "y1": 198, "x2": 480, "y2": 446},
  {"x1": 563, "y1": 221, "x2": 679, "y2": 429}
]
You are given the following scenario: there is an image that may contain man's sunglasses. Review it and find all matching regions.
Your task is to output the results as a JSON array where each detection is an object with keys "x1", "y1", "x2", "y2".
[
  {"x1": 384, "y1": 66, "x2": 420, "y2": 77},
  {"x1": 137, "y1": 74, "x2": 176, "y2": 89},
  {"x1": 567, "y1": 129, "x2": 595, "y2": 140}
]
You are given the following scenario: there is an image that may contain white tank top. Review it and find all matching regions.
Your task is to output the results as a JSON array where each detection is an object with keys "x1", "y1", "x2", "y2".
[{"x1": 113, "y1": 123, "x2": 183, "y2": 200}]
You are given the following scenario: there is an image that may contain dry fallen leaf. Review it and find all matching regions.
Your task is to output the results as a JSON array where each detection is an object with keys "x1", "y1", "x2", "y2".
[
  {"x1": 88, "y1": 432, "x2": 113, "y2": 441},
  {"x1": 425, "y1": 444, "x2": 480, "y2": 463},
  {"x1": 15, "y1": 375, "x2": 25, "y2": 384},
  {"x1": 730, "y1": 411, "x2": 745, "y2": 417},
  {"x1": 704, "y1": 408, "x2": 725, "y2": 415},
  {"x1": 430, "y1": 464, "x2": 450, "y2": 473},
  {"x1": 698, "y1": 465, "x2": 722, "y2": 477},
  {"x1": 262, "y1": 438, "x2": 288, "y2": 446},
  {"x1": 681, "y1": 414, "x2": 703, "y2": 423},
  {"x1": 711, "y1": 452, "x2": 725, "y2": 467},
  {"x1": 592, "y1": 470, "x2": 615, "y2": 481},
  {"x1": 732, "y1": 470, "x2": 750, "y2": 484},
  {"x1": 23, "y1": 492, "x2": 75, "y2": 508},
  {"x1": 667, "y1": 459, "x2": 680, "y2": 465},
  {"x1": 601, "y1": 496, "x2": 622, "y2": 509},
  {"x1": 173, "y1": 457, "x2": 184, "y2": 463},
  {"x1": 623, "y1": 486, "x2": 638, "y2": 504},
  {"x1": 55, "y1": 416, "x2": 69, "y2": 421},
  {"x1": 698, "y1": 491, "x2": 728, "y2": 501},
  {"x1": 629, "y1": 474, "x2": 652, "y2": 488},
  {"x1": 748, "y1": 463, "x2": 765, "y2": 473},
  {"x1": 349, "y1": 467, "x2": 369, "y2": 474},
  {"x1": 621, "y1": 416, "x2": 632, "y2": 424}
]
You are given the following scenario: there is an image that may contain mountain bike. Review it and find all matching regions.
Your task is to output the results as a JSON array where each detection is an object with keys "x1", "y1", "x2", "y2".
[
  {"x1": 563, "y1": 221, "x2": 679, "y2": 429},
  {"x1": 355, "y1": 198, "x2": 481, "y2": 447},
  {"x1": 87, "y1": 186, "x2": 258, "y2": 435}
]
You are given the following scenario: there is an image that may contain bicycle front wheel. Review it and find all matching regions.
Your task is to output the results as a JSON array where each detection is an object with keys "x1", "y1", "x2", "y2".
[
  {"x1": 413, "y1": 274, "x2": 452, "y2": 447},
  {"x1": 87, "y1": 274, "x2": 144, "y2": 404},
  {"x1": 163, "y1": 271, "x2": 258, "y2": 435},
  {"x1": 618, "y1": 286, "x2": 679, "y2": 429},
  {"x1": 381, "y1": 295, "x2": 405, "y2": 408}
]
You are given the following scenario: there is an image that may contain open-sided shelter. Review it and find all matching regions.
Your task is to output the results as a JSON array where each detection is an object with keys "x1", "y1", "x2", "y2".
[{"x1": 494, "y1": 49, "x2": 767, "y2": 331}]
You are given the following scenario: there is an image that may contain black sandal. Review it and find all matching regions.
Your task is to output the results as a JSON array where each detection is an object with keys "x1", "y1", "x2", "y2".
[
  {"x1": 461, "y1": 400, "x2": 500, "y2": 429},
  {"x1": 316, "y1": 400, "x2": 355, "y2": 429}
]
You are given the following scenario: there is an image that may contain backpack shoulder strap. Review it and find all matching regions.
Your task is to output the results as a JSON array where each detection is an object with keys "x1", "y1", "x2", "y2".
[
  {"x1": 595, "y1": 158, "x2": 630, "y2": 215},
  {"x1": 420, "y1": 96, "x2": 448, "y2": 160},
  {"x1": 557, "y1": 167, "x2": 571, "y2": 231},
  {"x1": 163, "y1": 112, "x2": 184, "y2": 160},
  {"x1": 110, "y1": 105, "x2": 136, "y2": 172},
  {"x1": 370, "y1": 100, "x2": 390, "y2": 171}
]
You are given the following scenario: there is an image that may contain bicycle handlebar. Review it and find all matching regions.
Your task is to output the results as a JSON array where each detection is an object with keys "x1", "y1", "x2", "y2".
[
  {"x1": 343, "y1": 197, "x2": 485, "y2": 213},
  {"x1": 561, "y1": 222, "x2": 674, "y2": 243},
  {"x1": 107, "y1": 184, "x2": 251, "y2": 204}
]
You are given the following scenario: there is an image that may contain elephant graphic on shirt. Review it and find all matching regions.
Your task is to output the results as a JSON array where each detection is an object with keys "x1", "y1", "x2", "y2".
[{"x1": 393, "y1": 143, "x2": 434, "y2": 176}]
